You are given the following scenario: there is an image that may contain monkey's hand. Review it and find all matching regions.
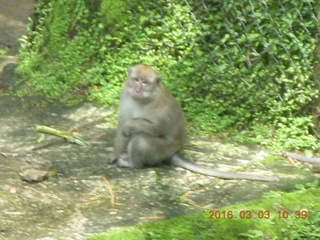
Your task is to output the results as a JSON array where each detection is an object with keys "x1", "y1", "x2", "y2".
[{"x1": 121, "y1": 124, "x2": 132, "y2": 137}]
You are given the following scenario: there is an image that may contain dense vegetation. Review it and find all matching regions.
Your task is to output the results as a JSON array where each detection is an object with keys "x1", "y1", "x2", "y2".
[{"x1": 16, "y1": 0, "x2": 319, "y2": 151}]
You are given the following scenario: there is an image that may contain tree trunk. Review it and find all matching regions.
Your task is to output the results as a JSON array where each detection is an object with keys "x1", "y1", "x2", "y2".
[{"x1": 312, "y1": 2, "x2": 320, "y2": 136}]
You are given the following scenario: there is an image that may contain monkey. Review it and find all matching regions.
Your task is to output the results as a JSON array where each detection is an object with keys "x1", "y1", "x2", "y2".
[{"x1": 108, "y1": 64, "x2": 279, "y2": 182}]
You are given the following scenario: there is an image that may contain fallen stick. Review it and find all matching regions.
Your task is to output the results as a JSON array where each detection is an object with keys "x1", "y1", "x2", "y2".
[
  {"x1": 36, "y1": 125, "x2": 89, "y2": 146},
  {"x1": 283, "y1": 152, "x2": 320, "y2": 164},
  {"x1": 101, "y1": 175, "x2": 115, "y2": 207},
  {"x1": 0, "y1": 192, "x2": 17, "y2": 204}
]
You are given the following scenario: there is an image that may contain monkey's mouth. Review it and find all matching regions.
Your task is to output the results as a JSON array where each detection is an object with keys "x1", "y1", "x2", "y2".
[{"x1": 132, "y1": 92, "x2": 143, "y2": 100}]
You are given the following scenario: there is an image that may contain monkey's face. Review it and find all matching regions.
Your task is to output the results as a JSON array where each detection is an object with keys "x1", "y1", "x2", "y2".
[{"x1": 126, "y1": 65, "x2": 160, "y2": 101}]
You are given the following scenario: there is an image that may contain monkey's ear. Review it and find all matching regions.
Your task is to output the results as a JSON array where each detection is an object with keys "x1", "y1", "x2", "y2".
[{"x1": 128, "y1": 66, "x2": 133, "y2": 74}]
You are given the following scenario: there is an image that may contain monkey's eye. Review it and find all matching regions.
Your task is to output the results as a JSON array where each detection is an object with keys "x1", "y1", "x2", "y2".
[
  {"x1": 141, "y1": 80, "x2": 148, "y2": 85},
  {"x1": 134, "y1": 78, "x2": 148, "y2": 85}
]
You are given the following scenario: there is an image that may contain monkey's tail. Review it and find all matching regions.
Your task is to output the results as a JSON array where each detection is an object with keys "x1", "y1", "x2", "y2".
[{"x1": 170, "y1": 154, "x2": 279, "y2": 182}]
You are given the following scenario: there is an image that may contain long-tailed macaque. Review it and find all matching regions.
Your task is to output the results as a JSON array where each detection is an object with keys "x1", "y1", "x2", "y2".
[{"x1": 109, "y1": 64, "x2": 279, "y2": 182}]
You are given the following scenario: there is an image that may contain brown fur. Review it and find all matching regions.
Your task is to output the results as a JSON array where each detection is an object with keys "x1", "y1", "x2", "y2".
[{"x1": 109, "y1": 65, "x2": 184, "y2": 167}]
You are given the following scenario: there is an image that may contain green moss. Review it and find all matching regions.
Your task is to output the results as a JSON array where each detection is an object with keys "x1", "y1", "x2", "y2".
[{"x1": 88, "y1": 185, "x2": 320, "y2": 240}]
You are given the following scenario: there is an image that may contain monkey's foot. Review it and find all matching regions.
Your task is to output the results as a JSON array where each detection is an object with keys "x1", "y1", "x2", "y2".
[
  {"x1": 117, "y1": 158, "x2": 132, "y2": 168},
  {"x1": 117, "y1": 154, "x2": 134, "y2": 168},
  {"x1": 107, "y1": 153, "x2": 118, "y2": 164}
]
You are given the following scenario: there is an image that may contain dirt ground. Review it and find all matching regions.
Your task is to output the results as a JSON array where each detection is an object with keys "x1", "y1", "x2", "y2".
[
  {"x1": 0, "y1": 0, "x2": 33, "y2": 55},
  {"x1": 2, "y1": 96, "x2": 313, "y2": 240},
  {"x1": 0, "y1": 1, "x2": 318, "y2": 240}
]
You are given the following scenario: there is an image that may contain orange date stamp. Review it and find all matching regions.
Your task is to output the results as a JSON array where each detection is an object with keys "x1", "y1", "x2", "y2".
[{"x1": 208, "y1": 210, "x2": 308, "y2": 219}]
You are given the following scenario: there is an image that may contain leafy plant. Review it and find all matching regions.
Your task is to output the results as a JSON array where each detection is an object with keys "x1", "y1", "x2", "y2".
[{"x1": 16, "y1": 0, "x2": 319, "y2": 150}]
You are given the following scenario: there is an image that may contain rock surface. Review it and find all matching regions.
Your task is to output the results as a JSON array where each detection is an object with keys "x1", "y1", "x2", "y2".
[{"x1": 19, "y1": 169, "x2": 50, "y2": 183}]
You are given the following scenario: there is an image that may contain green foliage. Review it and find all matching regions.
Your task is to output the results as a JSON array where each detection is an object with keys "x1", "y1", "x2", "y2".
[
  {"x1": 232, "y1": 116, "x2": 319, "y2": 151},
  {"x1": 87, "y1": 185, "x2": 320, "y2": 240},
  {"x1": 100, "y1": 0, "x2": 135, "y2": 35},
  {"x1": 0, "y1": 48, "x2": 9, "y2": 55},
  {"x1": 16, "y1": 0, "x2": 319, "y2": 150},
  {"x1": 17, "y1": 0, "x2": 116, "y2": 106}
]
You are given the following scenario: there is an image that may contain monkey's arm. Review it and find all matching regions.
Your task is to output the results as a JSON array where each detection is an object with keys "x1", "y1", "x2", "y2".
[
  {"x1": 122, "y1": 118, "x2": 164, "y2": 137},
  {"x1": 109, "y1": 128, "x2": 129, "y2": 163}
]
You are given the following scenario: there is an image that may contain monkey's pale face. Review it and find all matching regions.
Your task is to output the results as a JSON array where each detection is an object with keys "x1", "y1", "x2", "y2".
[
  {"x1": 128, "y1": 77, "x2": 149, "y2": 100},
  {"x1": 126, "y1": 65, "x2": 159, "y2": 101}
]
